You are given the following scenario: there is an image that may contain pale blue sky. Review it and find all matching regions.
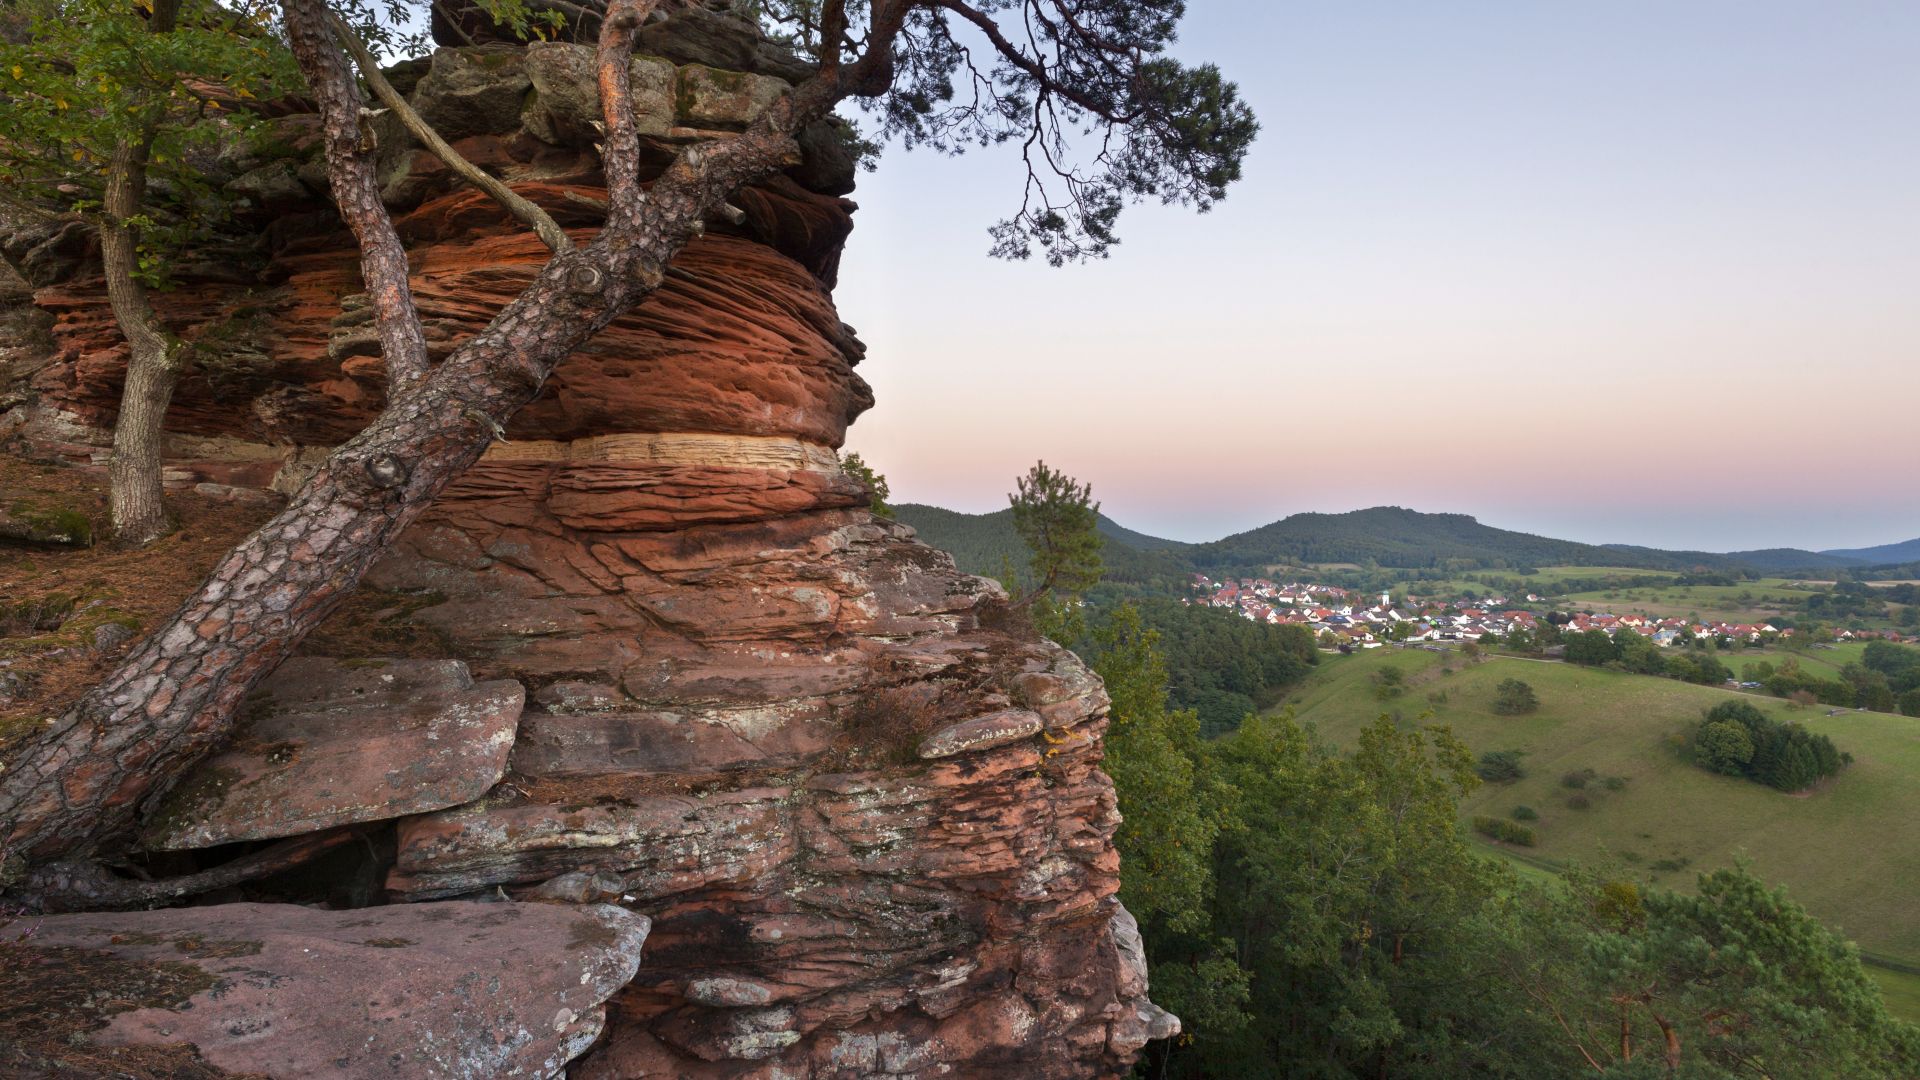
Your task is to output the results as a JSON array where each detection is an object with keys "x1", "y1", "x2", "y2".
[{"x1": 834, "y1": 1, "x2": 1920, "y2": 552}]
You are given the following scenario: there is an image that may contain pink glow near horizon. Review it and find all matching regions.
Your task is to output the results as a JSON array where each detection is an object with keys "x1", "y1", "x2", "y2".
[{"x1": 834, "y1": 1, "x2": 1920, "y2": 552}]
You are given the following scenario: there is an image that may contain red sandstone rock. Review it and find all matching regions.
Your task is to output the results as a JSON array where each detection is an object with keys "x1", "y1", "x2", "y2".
[
  {"x1": 1, "y1": 901, "x2": 648, "y2": 1079},
  {"x1": 140, "y1": 657, "x2": 525, "y2": 851},
  {"x1": 1, "y1": 23, "x2": 1172, "y2": 1076},
  {"x1": 918, "y1": 707, "x2": 1046, "y2": 759}
]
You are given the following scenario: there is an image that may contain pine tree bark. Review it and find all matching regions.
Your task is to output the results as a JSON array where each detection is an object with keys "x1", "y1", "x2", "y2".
[
  {"x1": 100, "y1": 0, "x2": 183, "y2": 547},
  {"x1": 0, "y1": 0, "x2": 906, "y2": 883}
]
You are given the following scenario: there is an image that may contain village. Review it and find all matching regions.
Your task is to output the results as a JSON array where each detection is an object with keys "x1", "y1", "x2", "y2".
[{"x1": 1186, "y1": 574, "x2": 1906, "y2": 649}]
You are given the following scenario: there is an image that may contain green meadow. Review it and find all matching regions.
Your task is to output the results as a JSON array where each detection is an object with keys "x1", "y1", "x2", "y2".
[{"x1": 1278, "y1": 646, "x2": 1920, "y2": 1018}]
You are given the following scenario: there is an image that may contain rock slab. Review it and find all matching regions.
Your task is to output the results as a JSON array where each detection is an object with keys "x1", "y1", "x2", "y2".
[
  {"x1": 142, "y1": 657, "x2": 525, "y2": 851},
  {"x1": 0, "y1": 900, "x2": 648, "y2": 1079}
]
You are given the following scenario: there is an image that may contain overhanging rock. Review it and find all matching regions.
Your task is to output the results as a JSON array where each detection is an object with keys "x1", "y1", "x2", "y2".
[{"x1": 142, "y1": 657, "x2": 524, "y2": 851}]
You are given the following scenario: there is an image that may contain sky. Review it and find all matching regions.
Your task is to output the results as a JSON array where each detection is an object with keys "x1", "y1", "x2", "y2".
[{"x1": 831, "y1": 1, "x2": 1920, "y2": 553}]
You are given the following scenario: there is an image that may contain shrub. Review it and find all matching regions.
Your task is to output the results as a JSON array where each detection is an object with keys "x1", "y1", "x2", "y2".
[
  {"x1": 1511, "y1": 805, "x2": 1538, "y2": 821},
  {"x1": 1475, "y1": 749, "x2": 1527, "y2": 783},
  {"x1": 1693, "y1": 699, "x2": 1847, "y2": 791},
  {"x1": 1566, "y1": 793, "x2": 1592, "y2": 810},
  {"x1": 1472, "y1": 816, "x2": 1536, "y2": 846},
  {"x1": 1372, "y1": 666, "x2": 1406, "y2": 700},
  {"x1": 1651, "y1": 856, "x2": 1691, "y2": 873},
  {"x1": 1561, "y1": 768, "x2": 1597, "y2": 789},
  {"x1": 1491, "y1": 678, "x2": 1539, "y2": 716},
  {"x1": 1696, "y1": 719, "x2": 1756, "y2": 775},
  {"x1": 1602, "y1": 775, "x2": 1628, "y2": 792}
]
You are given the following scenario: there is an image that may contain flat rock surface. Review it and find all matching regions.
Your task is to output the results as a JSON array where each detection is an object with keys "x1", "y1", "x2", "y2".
[
  {"x1": 143, "y1": 657, "x2": 524, "y2": 851},
  {"x1": 0, "y1": 900, "x2": 648, "y2": 1080}
]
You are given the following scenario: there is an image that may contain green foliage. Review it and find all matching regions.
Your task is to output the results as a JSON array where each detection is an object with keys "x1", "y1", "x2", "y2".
[
  {"x1": 1667, "y1": 648, "x2": 1733, "y2": 685},
  {"x1": 890, "y1": 503, "x2": 1188, "y2": 584},
  {"x1": 1499, "y1": 865, "x2": 1920, "y2": 1078},
  {"x1": 1560, "y1": 767, "x2": 1596, "y2": 790},
  {"x1": 1087, "y1": 604, "x2": 1219, "y2": 935},
  {"x1": 1128, "y1": 598, "x2": 1315, "y2": 736},
  {"x1": 1188, "y1": 506, "x2": 1733, "y2": 574},
  {"x1": 1472, "y1": 815, "x2": 1536, "y2": 846},
  {"x1": 1766, "y1": 662, "x2": 1858, "y2": 707},
  {"x1": 1698, "y1": 719, "x2": 1758, "y2": 775},
  {"x1": 1490, "y1": 677, "x2": 1537, "y2": 715},
  {"x1": 1371, "y1": 664, "x2": 1406, "y2": 700},
  {"x1": 1511, "y1": 804, "x2": 1538, "y2": 821},
  {"x1": 1098, "y1": 645, "x2": 1920, "y2": 1076},
  {"x1": 1565, "y1": 629, "x2": 1619, "y2": 667},
  {"x1": 1693, "y1": 699, "x2": 1848, "y2": 792},
  {"x1": 0, "y1": 0, "x2": 296, "y2": 277},
  {"x1": 1008, "y1": 460, "x2": 1103, "y2": 607},
  {"x1": 1475, "y1": 748, "x2": 1527, "y2": 783},
  {"x1": 1160, "y1": 713, "x2": 1524, "y2": 1076},
  {"x1": 837, "y1": 451, "x2": 892, "y2": 519},
  {"x1": 1843, "y1": 662, "x2": 1898, "y2": 712}
]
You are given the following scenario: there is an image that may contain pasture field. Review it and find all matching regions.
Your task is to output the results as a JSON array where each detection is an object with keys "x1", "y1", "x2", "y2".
[
  {"x1": 1561, "y1": 580, "x2": 1823, "y2": 623},
  {"x1": 1404, "y1": 565, "x2": 1681, "y2": 598},
  {"x1": 1278, "y1": 647, "x2": 1920, "y2": 1004}
]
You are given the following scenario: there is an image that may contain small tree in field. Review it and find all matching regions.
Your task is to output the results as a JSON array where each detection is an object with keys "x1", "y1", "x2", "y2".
[{"x1": 1491, "y1": 677, "x2": 1538, "y2": 715}]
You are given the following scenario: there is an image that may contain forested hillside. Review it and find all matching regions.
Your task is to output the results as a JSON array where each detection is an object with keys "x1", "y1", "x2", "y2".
[
  {"x1": 897, "y1": 501, "x2": 1914, "y2": 578},
  {"x1": 1193, "y1": 508, "x2": 1738, "y2": 572},
  {"x1": 1722, "y1": 547, "x2": 1872, "y2": 572},
  {"x1": 892, "y1": 503, "x2": 1189, "y2": 583},
  {"x1": 1826, "y1": 537, "x2": 1920, "y2": 564},
  {"x1": 1132, "y1": 599, "x2": 1316, "y2": 734}
]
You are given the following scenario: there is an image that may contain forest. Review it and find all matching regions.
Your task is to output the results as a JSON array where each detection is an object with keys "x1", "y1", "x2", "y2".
[{"x1": 994, "y1": 461, "x2": 1920, "y2": 1077}]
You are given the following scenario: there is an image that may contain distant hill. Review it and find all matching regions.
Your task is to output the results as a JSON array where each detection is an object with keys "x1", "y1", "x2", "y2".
[
  {"x1": 894, "y1": 500, "x2": 1910, "y2": 580},
  {"x1": 891, "y1": 504, "x2": 1189, "y2": 583},
  {"x1": 1824, "y1": 537, "x2": 1920, "y2": 566},
  {"x1": 1190, "y1": 507, "x2": 1738, "y2": 573},
  {"x1": 1721, "y1": 548, "x2": 1871, "y2": 573},
  {"x1": 1095, "y1": 516, "x2": 1193, "y2": 552}
]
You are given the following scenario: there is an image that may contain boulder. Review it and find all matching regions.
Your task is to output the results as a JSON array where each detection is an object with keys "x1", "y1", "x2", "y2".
[
  {"x1": 0, "y1": 901, "x2": 648, "y2": 1079},
  {"x1": 635, "y1": 7, "x2": 817, "y2": 84},
  {"x1": 523, "y1": 42, "x2": 675, "y2": 145},
  {"x1": 141, "y1": 657, "x2": 524, "y2": 851},
  {"x1": 411, "y1": 46, "x2": 532, "y2": 141},
  {"x1": 791, "y1": 118, "x2": 861, "y2": 196},
  {"x1": 674, "y1": 64, "x2": 788, "y2": 130}
]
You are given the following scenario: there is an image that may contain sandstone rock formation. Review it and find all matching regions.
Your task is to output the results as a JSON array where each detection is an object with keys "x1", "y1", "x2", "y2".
[
  {"x1": 140, "y1": 657, "x2": 525, "y2": 851},
  {"x1": 1, "y1": 900, "x2": 649, "y2": 1078},
  {"x1": 0, "y1": 10, "x2": 1172, "y2": 1076}
]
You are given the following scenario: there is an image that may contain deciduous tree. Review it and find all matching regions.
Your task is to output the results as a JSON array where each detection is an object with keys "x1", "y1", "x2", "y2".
[{"x1": 0, "y1": 0, "x2": 295, "y2": 544}]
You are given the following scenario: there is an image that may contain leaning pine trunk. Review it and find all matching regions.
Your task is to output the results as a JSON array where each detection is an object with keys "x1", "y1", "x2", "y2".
[{"x1": 0, "y1": 0, "x2": 867, "y2": 877}]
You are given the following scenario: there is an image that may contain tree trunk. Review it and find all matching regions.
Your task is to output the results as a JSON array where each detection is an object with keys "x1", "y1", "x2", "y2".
[
  {"x1": 100, "y1": 0, "x2": 183, "y2": 547},
  {"x1": 0, "y1": 0, "x2": 897, "y2": 880},
  {"x1": 1650, "y1": 1009, "x2": 1681, "y2": 1073}
]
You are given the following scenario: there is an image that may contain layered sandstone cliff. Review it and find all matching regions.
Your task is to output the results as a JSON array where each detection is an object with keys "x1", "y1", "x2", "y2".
[{"x1": 0, "y1": 10, "x2": 1173, "y2": 1076}]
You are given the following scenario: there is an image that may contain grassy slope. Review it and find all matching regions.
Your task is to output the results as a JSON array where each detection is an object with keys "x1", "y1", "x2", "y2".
[{"x1": 1279, "y1": 648, "x2": 1920, "y2": 1004}]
